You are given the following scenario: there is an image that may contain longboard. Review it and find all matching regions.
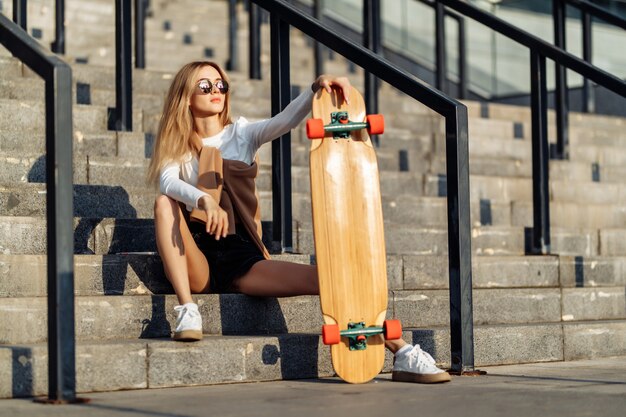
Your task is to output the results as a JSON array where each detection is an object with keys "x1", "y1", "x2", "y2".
[{"x1": 307, "y1": 87, "x2": 401, "y2": 384}]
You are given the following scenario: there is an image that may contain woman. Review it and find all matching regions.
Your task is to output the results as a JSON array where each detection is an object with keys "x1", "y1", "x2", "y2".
[{"x1": 147, "y1": 61, "x2": 450, "y2": 384}]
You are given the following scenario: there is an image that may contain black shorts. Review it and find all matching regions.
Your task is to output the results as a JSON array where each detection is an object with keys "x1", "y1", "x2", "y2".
[{"x1": 187, "y1": 220, "x2": 265, "y2": 294}]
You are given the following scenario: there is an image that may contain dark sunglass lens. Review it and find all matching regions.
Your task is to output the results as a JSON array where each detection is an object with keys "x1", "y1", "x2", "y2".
[
  {"x1": 198, "y1": 80, "x2": 212, "y2": 94},
  {"x1": 217, "y1": 80, "x2": 229, "y2": 94}
]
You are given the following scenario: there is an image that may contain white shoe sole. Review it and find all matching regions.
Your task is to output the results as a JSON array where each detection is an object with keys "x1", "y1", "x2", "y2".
[
  {"x1": 173, "y1": 329, "x2": 203, "y2": 341},
  {"x1": 392, "y1": 370, "x2": 451, "y2": 384}
]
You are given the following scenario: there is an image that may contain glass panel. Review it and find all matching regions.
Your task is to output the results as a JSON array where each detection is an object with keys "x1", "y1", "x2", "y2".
[
  {"x1": 324, "y1": 0, "x2": 362, "y2": 31},
  {"x1": 404, "y1": 1, "x2": 435, "y2": 66}
]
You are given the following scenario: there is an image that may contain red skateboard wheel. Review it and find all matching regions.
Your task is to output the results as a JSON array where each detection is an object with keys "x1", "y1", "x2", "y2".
[
  {"x1": 306, "y1": 118, "x2": 325, "y2": 139},
  {"x1": 322, "y1": 324, "x2": 341, "y2": 345},
  {"x1": 383, "y1": 319, "x2": 402, "y2": 340},
  {"x1": 366, "y1": 114, "x2": 385, "y2": 135}
]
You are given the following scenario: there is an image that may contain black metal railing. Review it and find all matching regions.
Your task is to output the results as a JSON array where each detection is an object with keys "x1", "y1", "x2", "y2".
[
  {"x1": 438, "y1": 0, "x2": 626, "y2": 255},
  {"x1": 552, "y1": 0, "x2": 626, "y2": 158},
  {"x1": 114, "y1": 0, "x2": 133, "y2": 131},
  {"x1": 50, "y1": 0, "x2": 64, "y2": 53},
  {"x1": 0, "y1": 12, "x2": 75, "y2": 402},
  {"x1": 363, "y1": 0, "x2": 381, "y2": 129},
  {"x1": 251, "y1": 0, "x2": 475, "y2": 374},
  {"x1": 416, "y1": 0, "x2": 468, "y2": 99},
  {"x1": 12, "y1": 0, "x2": 26, "y2": 29},
  {"x1": 553, "y1": 0, "x2": 569, "y2": 160},
  {"x1": 563, "y1": 0, "x2": 626, "y2": 115},
  {"x1": 135, "y1": 0, "x2": 148, "y2": 69},
  {"x1": 297, "y1": 0, "x2": 468, "y2": 100},
  {"x1": 249, "y1": 2, "x2": 262, "y2": 79},
  {"x1": 42, "y1": 0, "x2": 139, "y2": 130},
  {"x1": 226, "y1": 0, "x2": 239, "y2": 71}
]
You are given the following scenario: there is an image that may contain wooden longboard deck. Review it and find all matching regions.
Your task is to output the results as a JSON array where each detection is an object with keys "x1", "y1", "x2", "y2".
[{"x1": 309, "y1": 88, "x2": 388, "y2": 384}]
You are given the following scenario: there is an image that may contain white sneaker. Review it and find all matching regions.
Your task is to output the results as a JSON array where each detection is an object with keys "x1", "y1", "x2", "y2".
[
  {"x1": 173, "y1": 303, "x2": 203, "y2": 341},
  {"x1": 392, "y1": 344, "x2": 451, "y2": 383}
]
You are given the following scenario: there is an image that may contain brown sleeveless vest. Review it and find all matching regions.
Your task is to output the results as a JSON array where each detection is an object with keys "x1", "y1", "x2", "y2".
[{"x1": 190, "y1": 147, "x2": 270, "y2": 260}]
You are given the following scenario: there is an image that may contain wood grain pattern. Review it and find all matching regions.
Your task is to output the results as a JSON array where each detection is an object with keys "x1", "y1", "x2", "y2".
[{"x1": 309, "y1": 87, "x2": 388, "y2": 384}]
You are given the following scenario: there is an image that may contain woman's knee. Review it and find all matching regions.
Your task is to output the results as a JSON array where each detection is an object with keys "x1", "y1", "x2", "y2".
[{"x1": 154, "y1": 195, "x2": 177, "y2": 219}]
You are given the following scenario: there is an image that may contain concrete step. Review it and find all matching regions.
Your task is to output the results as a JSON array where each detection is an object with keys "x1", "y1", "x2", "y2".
[
  {"x1": 601, "y1": 164, "x2": 626, "y2": 183},
  {"x1": 558, "y1": 256, "x2": 626, "y2": 287},
  {"x1": 3, "y1": 283, "x2": 625, "y2": 346},
  {"x1": 294, "y1": 223, "x2": 527, "y2": 256},
  {"x1": 0, "y1": 216, "x2": 156, "y2": 255},
  {"x1": 0, "y1": 57, "x2": 23, "y2": 79},
  {"x1": 0, "y1": 99, "x2": 143, "y2": 134},
  {"x1": 0, "y1": 152, "x2": 89, "y2": 184},
  {"x1": 550, "y1": 181, "x2": 626, "y2": 205},
  {"x1": 407, "y1": 255, "x2": 626, "y2": 289},
  {"x1": 440, "y1": 160, "x2": 608, "y2": 182},
  {"x1": 0, "y1": 77, "x2": 165, "y2": 111},
  {"x1": 0, "y1": 293, "x2": 323, "y2": 344},
  {"x1": 511, "y1": 200, "x2": 626, "y2": 229},
  {"x1": 0, "y1": 181, "x2": 509, "y2": 227},
  {"x1": 0, "y1": 215, "x2": 470, "y2": 255},
  {"x1": 562, "y1": 287, "x2": 626, "y2": 322},
  {"x1": 13, "y1": 253, "x2": 621, "y2": 299},
  {"x1": 83, "y1": 154, "x2": 413, "y2": 189},
  {"x1": 478, "y1": 101, "x2": 626, "y2": 129},
  {"x1": 427, "y1": 172, "x2": 626, "y2": 202},
  {"x1": 298, "y1": 222, "x2": 626, "y2": 257},
  {"x1": 3, "y1": 319, "x2": 626, "y2": 398},
  {"x1": 570, "y1": 144, "x2": 626, "y2": 166},
  {"x1": 0, "y1": 183, "x2": 157, "y2": 219},
  {"x1": 0, "y1": 130, "x2": 150, "y2": 158},
  {"x1": 1, "y1": 213, "x2": 621, "y2": 256},
  {"x1": 569, "y1": 127, "x2": 626, "y2": 147},
  {"x1": 0, "y1": 334, "x2": 334, "y2": 399}
]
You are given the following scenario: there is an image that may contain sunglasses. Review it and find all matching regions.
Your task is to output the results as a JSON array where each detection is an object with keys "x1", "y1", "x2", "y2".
[{"x1": 196, "y1": 78, "x2": 229, "y2": 94}]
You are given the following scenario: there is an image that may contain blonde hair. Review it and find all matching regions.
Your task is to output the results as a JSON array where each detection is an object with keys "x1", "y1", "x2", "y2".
[{"x1": 147, "y1": 61, "x2": 233, "y2": 186}]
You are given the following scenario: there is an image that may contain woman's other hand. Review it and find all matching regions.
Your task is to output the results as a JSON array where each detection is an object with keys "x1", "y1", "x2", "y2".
[
  {"x1": 197, "y1": 195, "x2": 229, "y2": 240},
  {"x1": 312, "y1": 75, "x2": 352, "y2": 104}
]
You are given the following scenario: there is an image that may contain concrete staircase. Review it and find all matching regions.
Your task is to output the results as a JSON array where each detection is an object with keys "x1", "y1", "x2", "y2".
[{"x1": 1, "y1": 0, "x2": 626, "y2": 398}]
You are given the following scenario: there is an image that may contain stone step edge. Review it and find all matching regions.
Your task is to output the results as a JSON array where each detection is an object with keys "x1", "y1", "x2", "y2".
[
  {"x1": 3, "y1": 252, "x2": 626, "y2": 298},
  {"x1": 3, "y1": 290, "x2": 626, "y2": 346},
  {"x1": 3, "y1": 320, "x2": 626, "y2": 398}
]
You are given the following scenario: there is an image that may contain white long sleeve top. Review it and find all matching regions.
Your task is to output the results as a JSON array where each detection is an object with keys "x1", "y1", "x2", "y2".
[{"x1": 159, "y1": 89, "x2": 313, "y2": 211}]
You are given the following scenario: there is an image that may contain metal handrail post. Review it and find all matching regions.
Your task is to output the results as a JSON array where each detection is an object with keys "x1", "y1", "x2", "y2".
[
  {"x1": 313, "y1": 0, "x2": 323, "y2": 76},
  {"x1": 249, "y1": 2, "x2": 262, "y2": 79},
  {"x1": 227, "y1": 0, "x2": 239, "y2": 71},
  {"x1": 553, "y1": 0, "x2": 569, "y2": 159},
  {"x1": 581, "y1": 10, "x2": 595, "y2": 113},
  {"x1": 135, "y1": 0, "x2": 146, "y2": 68},
  {"x1": 46, "y1": 61, "x2": 76, "y2": 403},
  {"x1": 270, "y1": 14, "x2": 293, "y2": 252},
  {"x1": 445, "y1": 104, "x2": 474, "y2": 373},
  {"x1": 115, "y1": 0, "x2": 132, "y2": 131},
  {"x1": 363, "y1": 0, "x2": 380, "y2": 145},
  {"x1": 530, "y1": 51, "x2": 551, "y2": 255},
  {"x1": 13, "y1": 0, "x2": 26, "y2": 30},
  {"x1": 435, "y1": 2, "x2": 447, "y2": 93},
  {"x1": 51, "y1": 0, "x2": 65, "y2": 54},
  {"x1": 457, "y1": 16, "x2": 467, "y2": 99}
]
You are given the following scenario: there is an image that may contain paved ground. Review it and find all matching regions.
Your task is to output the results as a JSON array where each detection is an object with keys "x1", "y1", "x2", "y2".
[{"x1": 2, "y1": 356, "x2": 625, "y2": 417}]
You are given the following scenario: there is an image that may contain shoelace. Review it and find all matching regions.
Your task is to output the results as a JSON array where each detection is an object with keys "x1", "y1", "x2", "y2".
[
  {"x1": 406, "y1": 345, "x2": 437, "y2": 367},
  {"x1": 174, "y1": 305, "x2": 199, "y2": 323}
]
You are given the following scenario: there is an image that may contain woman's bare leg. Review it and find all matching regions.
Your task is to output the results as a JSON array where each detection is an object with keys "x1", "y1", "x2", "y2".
[
  {"x1": 234, "y1": 260, "x2": 406, "y2": 352},
  {"x1": 233, "y1": 260, "x2": 319, "y2": 297},
  {"x1": 154, "y1": 195, "x2": 211, "y2": 304}
]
